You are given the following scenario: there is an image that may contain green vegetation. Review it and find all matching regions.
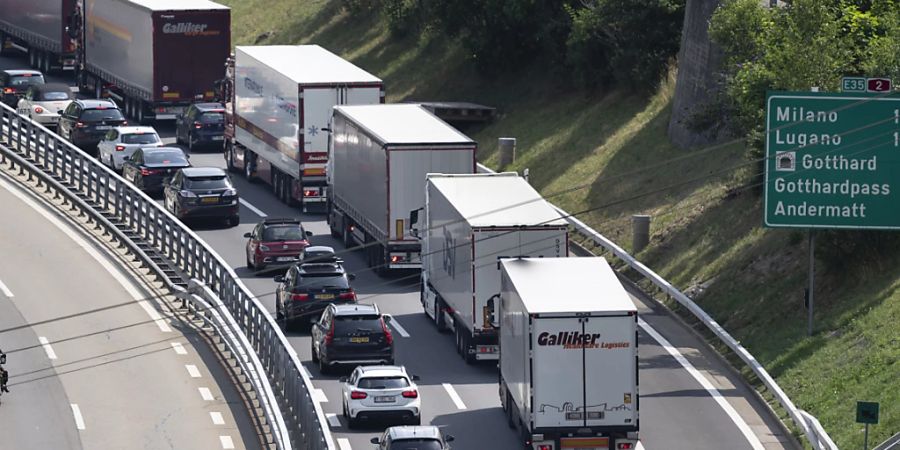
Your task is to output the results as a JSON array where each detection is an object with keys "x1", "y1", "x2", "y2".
[{"x1": 219, "y1": 1, "x2": 899, "y2": 447}]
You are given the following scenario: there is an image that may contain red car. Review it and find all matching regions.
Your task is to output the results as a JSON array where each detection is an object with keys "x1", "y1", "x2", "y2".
[{"x1": 244, "y1": 218, "x2": 313, "y2": 273}]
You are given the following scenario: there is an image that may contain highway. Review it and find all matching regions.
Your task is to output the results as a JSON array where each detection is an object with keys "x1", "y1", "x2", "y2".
[{"x1": 0, "y1": 50, "x2": 798, "y2": 450}]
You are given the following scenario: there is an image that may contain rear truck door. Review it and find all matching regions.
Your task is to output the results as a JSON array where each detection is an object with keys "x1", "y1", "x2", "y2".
[{"x1": 299, "y1": 87, "x2": 335, "y2": 177}]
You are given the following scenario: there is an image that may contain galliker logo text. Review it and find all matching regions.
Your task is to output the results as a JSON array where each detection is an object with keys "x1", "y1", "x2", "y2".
[
  {"x1": 538, "y1": 331, "x2": 631, "y2": 350},
  {"x1": 163, "y1": 22, "x2": 218, "y2": 36}
]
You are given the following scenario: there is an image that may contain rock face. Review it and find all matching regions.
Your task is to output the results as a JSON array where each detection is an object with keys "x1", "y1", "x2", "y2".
[{"x1": 668, "y1": 0, "x2": 728, "y2": 149}]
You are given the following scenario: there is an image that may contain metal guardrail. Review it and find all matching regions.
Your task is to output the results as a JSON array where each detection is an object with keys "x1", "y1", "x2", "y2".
[
  {"x1": 0, "y1": 103, "x2": 335, "y2": 450},
  {"x1": 477, "y1": 163, "x2": 837, "y2": 450}
]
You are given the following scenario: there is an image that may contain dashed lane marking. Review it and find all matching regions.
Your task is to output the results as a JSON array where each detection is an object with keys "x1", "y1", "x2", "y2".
[
  {"x1": 210, "y1": 411, "x2": 225, "y2": 425},
  {"x1": 220, "y1": 436, "x2": 235, "y2": 449},
  {"x1": 199, "y1": 387, "x2": 215, "y2": 401},
  {"x1": 70, "y1": 404, "x2": 85, "y2": 430},
  {"x1": 312, "y1": 388, "x2": 328, "y2": 403},
  {"x1": 171, "y1": 342, "x2": 187, "y2": 355},
  {"x1": 326, "y1": 413, "x2": 342, "y2": 428},
  {"x1": 389, "y1": 317, "x2": 410, "y2": 337},
  {"x1": 239, "y1": 198, "x2": 267, "y2": 217},
  {"x1": 39, "y1": 336, "x2": 58, "y2": 360},
  {"x1": 0, "y1": 278, "x2": 13, "y2": 297},
  {"x1": 442, "y1": 383, "x2": 467, "y2": 410},
  {"x1": 337, "y1": 438, "x2": 352, "y2": 450},
  {"x1": 186, "y1": 364, "x2": 202, "y2": 378}
]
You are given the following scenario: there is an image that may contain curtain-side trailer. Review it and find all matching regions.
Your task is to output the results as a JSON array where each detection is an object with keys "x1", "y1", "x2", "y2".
[{"x1": 0, "y1": 0, "x2": 77, "y2": 72}]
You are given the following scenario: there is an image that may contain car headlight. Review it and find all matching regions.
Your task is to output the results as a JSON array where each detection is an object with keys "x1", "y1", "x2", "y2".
[{"x1": 223, "y1": 188, "x2": 237, "y2": 196}]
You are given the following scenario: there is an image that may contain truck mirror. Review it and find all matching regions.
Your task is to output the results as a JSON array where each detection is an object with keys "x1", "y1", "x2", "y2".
[
  {"x1": 370, "y1": 438, "x2": 380, "y2": 444},
  {"x1": 486, "y1": 294, "x2": 499, "y2": 328},
  {"x1": 273, "y1": 275, "x2": 285, "y2": 283},
  {"x1": 408, "y1": 209, "x2": 419, "y2": 228},
  {"x1": 306, "y1": 230, "x2": 313, "y2": 237}
]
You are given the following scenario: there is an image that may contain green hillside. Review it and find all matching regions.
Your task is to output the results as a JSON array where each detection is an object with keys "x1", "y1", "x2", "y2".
[{"x1": 219, "y1": 1, "x2": 900, "y2": 447}]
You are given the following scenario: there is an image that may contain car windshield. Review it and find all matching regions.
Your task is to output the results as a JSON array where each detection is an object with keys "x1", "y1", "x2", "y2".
[
  {"x1": 388, "y1": 439, "x2": 443, "y2": 450},
  {"x1": 184, "y1": 176, "x2": 230, "y2": 189},
  {"x1": 81, "y1": 108, "x2": 125, "y2": 122},
  {"x1": 144, "y1": 150, "x2": 187, "y2": 165},
  {"x1": 122, "y1": 133, "x2": 160, "y2": 144},
  {"x1": 263, "y1": 226, "x2": 306, "y2": 241},
  {"x1": 199, "y1": 112, "x2": 224, "y2": 123},
  {"x1": 357, "y1": 376, "x2": 409, "y2": 389},
  {"x1": 334, "y1": 315, "x2": 382, "y2": 335},
  {"x1": 10, "y1": 74, "x2": 44, "y2": 86},
  {"x1": 297, "y1": 274, "x2": 349, "y2": 290},
  {"x1": 40, "y1": 91, "x2": 72, "y2": 101}
]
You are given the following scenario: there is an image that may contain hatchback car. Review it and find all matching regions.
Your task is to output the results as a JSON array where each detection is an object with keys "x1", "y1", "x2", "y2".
[
  {"x1": 57, "y1": 99, "x2": 128, "y2": 153},
  {"x1": 341, "y1": 365, "x2": 421, "y2": 428},
  {"x1": 244, "y1": 218, "x2": 314, "y2": 272},
  {"x1": 1, "y1": 69, "x2": 44, "y2": 107},
  {"x1": 97, "y1": 126, "x2": 163, "y2": 170},
  {"x1": 274, "y1": 263, "x2": 357, "y2": 332},
  {"x1": 122, "y1": 147, "x2": 191, "y2": 194},
  {"x1": 164, "y1": 167, "x2": 240, "y2": 227},
  {"x1": 15, "y1": 82, "x2": 74, "y2": 128},
  {"x1": 175, "y1": 102, "x2": 226, "y2": 151},
  {"x1": 370, "y1": 426, "x2": 455, "y2": 450},
  {"x1": 311, "y1": 303, "x2": 394, "y2": 374}
]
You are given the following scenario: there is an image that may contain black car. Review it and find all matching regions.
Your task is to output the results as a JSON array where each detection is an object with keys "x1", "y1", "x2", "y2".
[
  {"x1": 1, "y1": 69, "x2": 44, "y2": 107},
  {"x1": 163, "y1": 167, "x2": 240, "y2": 227},
  {"x1": 175, "y1": 102, "x2": 225, "y2": 151},
  {"x1": 274, "y1": 262, "x2": 357, "y2": 332},
  {"x1": 311, "y1": 303, "x2": 395, "y2": 374},
  {"x1": 57, "y1": 99, "x2": 127, "y2": 153},
  {"x1": 122, "y1": 147, "x2": 191, "y2": 194}
]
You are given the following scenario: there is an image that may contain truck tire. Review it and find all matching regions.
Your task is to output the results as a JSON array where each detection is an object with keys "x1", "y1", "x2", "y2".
[
  {"x1": 244, "y1": 152, "x2": 256, "y2": 182},
  {"x1": 341, "y1": 216, "x2": 352, "y2": 248},
  {"x1": 225, "y1": 143, "x2": 237, "y2": 172},
  {"x1": 434, "y1": 294, "x2": 448, "y2": 331}
]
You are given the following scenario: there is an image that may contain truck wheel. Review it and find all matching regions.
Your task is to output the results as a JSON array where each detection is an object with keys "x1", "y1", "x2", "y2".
[
  {"x1": 225, "y1": 143, "x2": 237, "y2": 172},
  {"x1": 244, "y1": 153, "x2": 255, "y2": 182},
  {"x1": 341, "y1": 217, "x2": 352, "y2": 248},
  {"x1": 434, "y1": 296, "x2": 447, "y2": 331}
]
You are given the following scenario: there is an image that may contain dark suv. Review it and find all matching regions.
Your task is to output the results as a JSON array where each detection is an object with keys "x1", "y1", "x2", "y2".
[
  {"x1": 57, "y1": 99, "x2": 127, "y2": 153},
  {"x1": 163, "y1": 167, "x2": 240, "y2": 227},
  {"x1": 175, "y1": 102, "x2": 225, "y2": 151},
  {"x1": 1, "y1": 69, "x2": 44, "y2": 107},
  {"x1": 274, "y1": 262, "x2": 357, "y2": 331},
  {"x1": 311, "y1": 303, "x2": 395, "y2": 374}
]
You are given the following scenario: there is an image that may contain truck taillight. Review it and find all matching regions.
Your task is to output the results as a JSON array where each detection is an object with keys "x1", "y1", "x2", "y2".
[
  {"x1": 303, "y1": 189, "x2": 318, "y2": 197},
  {"x1": 617, "y1": 444, "x2": 634, "y2": 449},
  {"x1": 350, "y1": 391, "x2": 367, "y2": 400},
  {"x1": 390, "y1": 255, "x2": 401, "y2": 263},
  {"x1": 536, "y1": 445, "x2": 552, "y2": 450}
]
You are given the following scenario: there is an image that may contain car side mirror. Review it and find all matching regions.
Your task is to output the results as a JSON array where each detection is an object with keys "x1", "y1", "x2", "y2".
[
  {"x1": 306, "y1": 231, "x2": 313, "y2": 237},
  {"x1": 273, "y1": 275, "x2": 285, "y2": 283},
  {"x1": 382, "y1": 314, "x2": 392, "y2": 323},
  {"x1": 370, "y1": 438, "x2": 380, "y2": 445},
  {"x1": 57, "y1": 109, "x2": 63, "y2": 115},
  {"x1": 445, "y1": 435, "x2": 454, "y2": 442},
  {"x1": 338, "y1": 376, "x2": 348, "y2": 383},
  {"x1": 243, "y1": 232, "x2": 251, "y2": 238},
  {"x1": 348, "y1": 274, "x2": 357, "y2": 281},
  {"x1": 411, "y1": 374, "x2": 420, "y2": 381}
]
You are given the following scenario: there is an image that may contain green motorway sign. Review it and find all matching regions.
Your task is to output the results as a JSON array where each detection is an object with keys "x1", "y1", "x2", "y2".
[
  {"x1": 764, "y1": 91, "x2": 900, "y2": 229},
  {"x1": 856, "y1": 401, "x2": 879, "y2": 424}
]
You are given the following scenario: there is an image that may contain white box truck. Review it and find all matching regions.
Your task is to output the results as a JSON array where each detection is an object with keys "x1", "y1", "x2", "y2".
[
  {"x1": 418, "y1": 172, "x2": 569, "y2": 363},
  {"x1": 499, "y1": 257, "x2": 639, "y2": 450},
  {"x1": 327, "y1": 104, "x2": 476, "y2": 272},
  {"x1": 224, "y1": 45, "x2": 384, "y2": 211}
]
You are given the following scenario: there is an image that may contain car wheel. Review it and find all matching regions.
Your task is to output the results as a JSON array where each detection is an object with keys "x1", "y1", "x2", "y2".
[
  {"x1": 346, "y1": 411, "x2": 357, "y2": 429},
  {"x1": 225, "y1": 215, "x2": 239, "y2": 228},
  {"x1": 246, "y1": 251, "x2": 255, "y2": 269}
]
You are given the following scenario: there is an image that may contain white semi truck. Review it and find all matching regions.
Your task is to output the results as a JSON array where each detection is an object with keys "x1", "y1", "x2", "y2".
[
  {"x1": 327, "y1": 104, "x2": 476, "y2": 272},
  {"x1": 417, "y1": 173, "x2": 569, "y2": 363},
  {"x1": 499, "y1": 257, "x2": 640, "y2": 450},
  {"x1": 224, "y1": 45, "x2": 384, "y2": 211}
]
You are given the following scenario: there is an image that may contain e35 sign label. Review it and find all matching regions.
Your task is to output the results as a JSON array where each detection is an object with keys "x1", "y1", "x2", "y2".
[{"x1": 764, "y1": 91, "x2": 900, "y2": 229}]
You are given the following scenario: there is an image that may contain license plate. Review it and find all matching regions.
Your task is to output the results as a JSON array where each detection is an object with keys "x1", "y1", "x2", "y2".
[
  {"x1": 212, "y1": 135, "x2": 224, "y2": 141},
  {"x1": 374, "y1": 396, "x2": 394, "y2": 403},
  {"x1": 200, "y1": 196, "x2": 218, "y2": 204},
  {"x1": 349, "y1": 336, "x2": 369, "y2": 343},
  {"x1": 95, "y1": 125, "x2": 111, "y2": 130},
  {"x1": 316, "y1": 293, "x2": 335, "y2": 300},
  {"x1": 276, "y1": 256, "x2": 295, "y2": 262}
]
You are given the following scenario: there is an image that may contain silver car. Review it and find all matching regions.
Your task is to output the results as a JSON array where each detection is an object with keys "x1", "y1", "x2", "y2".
[
  {"x1": 341, "y1": 365, "x2": 421, "y2": 428},
  {"x1": 370, "y1": 426, "x2": 455, "y2": 449},
  {"x1": 97, "y1": 126, "x2": 163, "y2": 170}
]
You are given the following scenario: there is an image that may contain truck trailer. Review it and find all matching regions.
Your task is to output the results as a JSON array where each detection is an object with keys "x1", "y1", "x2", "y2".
[
  {"x1": 75, "y1": 0, "x2": 231, "y2": 123},
  {"x1": 224, "y1": 45, "x2": 384, "y2": 211},
  {"x1": 327, "y1": 104, "x2": 476, "y2": 272},
  {"x1": 0, "y1": 0, "x2": 77, "y2": 72},
  {"x1": 417, "y1": 172, "x2": 569, "y2": 363},
  {"x1": 499, "y1": 257, "x2": 639, "y2": 450}
]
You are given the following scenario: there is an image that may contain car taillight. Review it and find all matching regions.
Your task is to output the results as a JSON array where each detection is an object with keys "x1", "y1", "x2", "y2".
[
  {"x1": 381, "y1": 319, "x2": 393, "y2": 345},
  {"x1": 338, "y1": 290, "x2": 356, "y2": 301},
  {"x1": 350, "y1": 391, "x2": 367, "y2": 400},
  {"x1": 401, "y1": 389, "x2": 418, "y2": 398},
  {"x1": 33, "y1": 106, "x2": 44, "y2": 114},
  {"x1": 141, "y1": 168, "x2": 159, "y2": 176},
  {"x1": 194, "y1": 121, "x2": 202, "y2": 129},
  {"x1": 325, "y1": 325, "x2": 334, "y2": 345},
  {"x1": 290, "y1": 293, "x2": 309, "y2": 302},
  {"x1": 122, "y1": 120, "x2": 128, "y2": 126},
  {"x1": 2, "y1": 88, "x2": 13, "y2": 94},
  {"x1": 115, "y1": 145, "x2": 126, "y2": 152},
  {"x1": 75, "y1": 122, "x2": 86, "y2": 128}
]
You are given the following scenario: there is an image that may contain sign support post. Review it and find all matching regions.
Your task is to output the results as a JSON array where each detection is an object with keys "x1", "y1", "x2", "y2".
[
  {"x1": 808, "y1": 230, "x2": 815, "y2": 336},
  {"x1": 856, "y1": 401, "x2": 880, "y2": 449}
]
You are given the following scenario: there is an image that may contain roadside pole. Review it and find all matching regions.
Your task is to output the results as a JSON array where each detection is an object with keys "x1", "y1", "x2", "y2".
[{"x1": 808, "y1": 230, "x2": 815, "y2": 336}]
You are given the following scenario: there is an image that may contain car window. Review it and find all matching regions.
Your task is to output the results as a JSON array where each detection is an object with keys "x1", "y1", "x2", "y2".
[
  {"x1": 64, "y1": 102, "x2": 78, "y2": 117},
  {"x1": 388, "y1": 440, "x2": 443, "y2": 450},
  {"x1": 80, "y1": 108, "x2": 125, "y2": 122},
  {"x1": 40, "y1": 91, "x2": 72, "y2": 101},
  {"x1": 263, "y1": 226, "x2": 306, "y2": 241},
  {"x1": 122, "y1": 133, "x2": 160, "y2": 144},
  {"x1": 104, "y1": 130, "x2": 116, "y2": 141},
  {"x1": 183, "y1": 176, "x2": 231, "y2": 190},
  {"x1": 297, "y1": 274, "x2": 349, "y2": 290},
  {"x1": 199, "y1": 111, "x2": 224, "y2": 123},
  {"x1": 10, "y1": 74, "x2": 45, "y2": 86},
  {"x1": 144, "y1": 150, "x2": 188, "y2": 165},
  {"x1": 357, "y1": 376, "x2": 409, "y2": 389},
  {"x1": 333, "y1": 315, "x2": 381, "y2": 335}
]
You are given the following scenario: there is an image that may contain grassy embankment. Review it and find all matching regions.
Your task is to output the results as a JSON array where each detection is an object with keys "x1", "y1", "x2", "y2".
[{"x1": 219, "y1": 1, "x2": 900, "y2": 447}]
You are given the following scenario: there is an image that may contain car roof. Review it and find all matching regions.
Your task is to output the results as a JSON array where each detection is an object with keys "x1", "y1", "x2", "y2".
[
  {"x1": 386, "y1": 426, "x2": 443, "y2": 441},
  {"x1": 193, "y1": 102, "x2": 225, "y2": 111},
  {"x1": 3, "y1": 69, "x2": 43, "y2": 76},
  {"x1": 304, "y1": 246, "x2": 335, "y2": 254},
  {"x1": 332, "y1": 303, "x2": 378, "y2": 316},
  {"x1": 181, "y1": 167, "x2": 226, "y2": 177},
  {"x1": 356, "y1": 365, "x2": 408, "y2": 377},
  {"x1": 75, "y1": 99, "x2": 118, "y2": 109},
  {"x1": 114, "y1": 126, "x2": 158, "y2": 134}
]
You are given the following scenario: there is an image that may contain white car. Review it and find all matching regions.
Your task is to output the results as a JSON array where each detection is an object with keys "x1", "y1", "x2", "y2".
[
  {"x1": 341, "y1": 365, "x2": 421, "y2": 428},
  {"x1": 97, "y1": 126, "x2": 163, "y2": 170},
  {"x1": 15, "y1": 82, "x2": 74, "y2": 128}
]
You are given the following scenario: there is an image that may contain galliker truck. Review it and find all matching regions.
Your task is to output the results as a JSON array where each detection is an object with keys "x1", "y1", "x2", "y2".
[
  {"x1": 0, "y1": 0, "x2": 77, "y2": 72},
  {"x1": 327, "y1": 104, "x2": 476, "y2": 272},
  {"x1": 417, "y1": 172, "x2": 568, "y2": 363},
  {"x1": 225, "y1": 45, "x2": 384, "y2": 211},
  {"x1": 76, "y1": 0, "x2": 231, "y2": 123},
  {"x1": 499, "y1": 257, "x2": 639, "y2": 450}
]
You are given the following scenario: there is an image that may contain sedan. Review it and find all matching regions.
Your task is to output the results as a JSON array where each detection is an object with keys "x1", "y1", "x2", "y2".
[
  {"x1": 15, "y1": 82, "x2": 74, "y2": 128},
  {"x1": 342, "y1": 365, "x2": 421, "y2": 428},
  {"x1": 97, "y1": 126, "x2": 163, "y2": 170},
  {"x1": 122, "y1": 147, "x2": 191, "y2": 194},
  {"x1": 1, "y1": 69, "x2": 44, "y2": 107}
]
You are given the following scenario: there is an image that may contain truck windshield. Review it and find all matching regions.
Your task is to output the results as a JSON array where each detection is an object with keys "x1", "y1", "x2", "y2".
[{"x1": 122, "y1": 133, "x2": 160, "y2": 144}]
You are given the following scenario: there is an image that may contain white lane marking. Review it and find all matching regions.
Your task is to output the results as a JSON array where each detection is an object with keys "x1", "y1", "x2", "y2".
[
  {"x1": 70, "y1": 403, "x2": 86, "y2": 430},
  {"x1": 0, "y1": 178, "x2": 173, "y2": 333},
  {"x1": 389, "y1": 318, "x2": 410, "y2": 338},
  {"x1": 219, "y1": 436, "x2": 235, "y2": 449},
  {"x1": 637, "y1": 442, "x2": 645, "y2": 450},
  {"x1": 0, "y1": 278, "x2": 13, "y2": 297},
  {"x1": 337, "y1": 438, "x2": 352, "y2": 450},
  {"x1": 186, "y1": 364, "x2": 202, "y2": 378},
  {"x1": 171, "y1": 342, "x2": 187, "y2": 355},
  {"x1": 326, "y1": 413, "x2": 342, "y2": 428},
  {"x1": 239, "y1": 198, "x2": 267, "y2": 217},
  {"x1": 312, "y1": 388, "x2": 328, "y2": 403},
  {"x1": 638, "y1": 318, "x2": 765, "y2": 450},
  {"x1": 199, "y1": 387, "x2": 215, "y2": 401},
  {"x1": 442, "y1": 383, "x2": 467, "y2": 410},
  {"x1": 300, "y1": 364, "x2": 313, "y2": 379},
  {"x1": 38, "y1": 337, "x2": 58, "y2": 360},
  {"x1": 210, "y1": 411, "x2": 225, "y2": 425}
]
